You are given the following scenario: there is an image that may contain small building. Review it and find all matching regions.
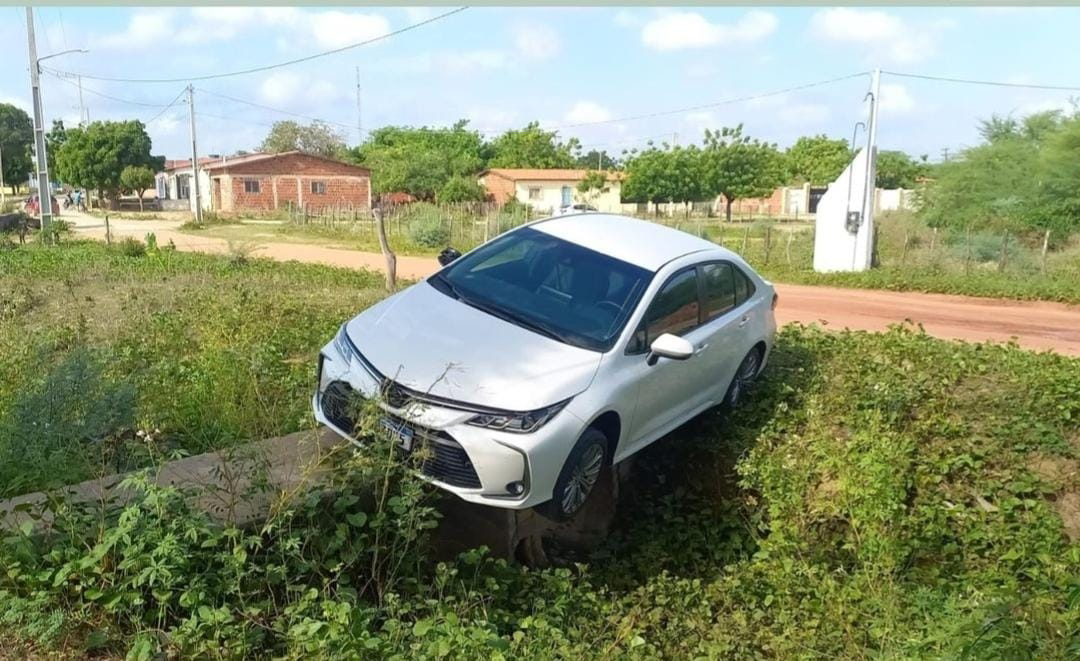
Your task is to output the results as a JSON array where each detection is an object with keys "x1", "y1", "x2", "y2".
[
  {"x1": 478, "y1": 169, "x2": 623, "y2": 214},
  {"x1": 156, "y1": 151, "x2": 372, "y2": 214}
]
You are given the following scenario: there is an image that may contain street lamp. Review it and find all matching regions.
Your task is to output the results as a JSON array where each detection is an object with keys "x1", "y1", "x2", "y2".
[{"x1": 25, "y1": 3, "x2": 88, "y2": 235}]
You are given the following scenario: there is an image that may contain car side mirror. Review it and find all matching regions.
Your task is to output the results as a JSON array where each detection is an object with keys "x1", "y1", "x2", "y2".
[
  {"x1": 437, "y1": 247, "x2": 462, "y2": 266},
  {"x1": 647, "y1": 333, "x2": 693, "y2": 366}
]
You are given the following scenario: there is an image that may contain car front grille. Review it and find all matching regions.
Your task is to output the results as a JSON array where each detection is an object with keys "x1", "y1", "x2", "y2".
[{"x1": 320, "y1": 380, "x2": 481, "y2": 490}]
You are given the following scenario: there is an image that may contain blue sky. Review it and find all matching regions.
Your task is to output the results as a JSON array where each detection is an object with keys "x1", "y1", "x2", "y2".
[{"x1": 3, "y1": 6, "x2": 1078, "y2": 162}]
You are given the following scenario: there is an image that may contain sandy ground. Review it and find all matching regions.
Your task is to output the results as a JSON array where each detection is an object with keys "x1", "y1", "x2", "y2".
[{"x1": 65, "y1": 211, "x2": 1080, "y2": 356}]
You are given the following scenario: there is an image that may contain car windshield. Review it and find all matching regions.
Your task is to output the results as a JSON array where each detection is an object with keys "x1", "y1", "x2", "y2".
[{"x1": 430, "y1": 226, "x2": 653, "y2": 352}]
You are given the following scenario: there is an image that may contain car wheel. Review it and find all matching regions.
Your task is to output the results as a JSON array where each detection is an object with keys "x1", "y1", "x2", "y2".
[
  {"x1": 539, "y1": 428, "x2": 609, "y2": 522},
  {"x1": 721, "y1": 348, "x2": 762, "y2": 412}
]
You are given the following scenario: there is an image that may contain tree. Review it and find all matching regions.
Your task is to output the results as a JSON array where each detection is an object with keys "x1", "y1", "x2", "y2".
[
  {"x1": 436, "y1": 174, "x2": 486, "y2": 204},
  {"x1": 875, "y1": 150, "x2": 926, "y2": 189},
  {"x1": 488, "y1": 122, "x2": 578, "y2": 169},
  {"x1": 348, "y1": 120, "x2": 488, "y2": 200},
  {"x1": 622, "y1": 145, "x2": 672, "y2": 216},
  {"x1": 703, "y1": 125, "x2": 784, "y2": 222},
  {"x1": 576, "y1": 149, "x2": 619, "y2": 170},
  {"x1": 53, "y1": 120, "x2": 164, "y2": 207},
  {"x1": 575, "y1": 170, "x2": 611, "y2": 208},
  {"x1": 260, "y1": 120, "x2": 346, "y2": 159},
  {"x1": 120, "y1": 165, "x2": 155, "y2": 211},
  {"x1": 46, "y1": 120, "x2": 68, "y2": 160},
  {"x1": 784, "y1": 134, "x2": 852, "y2": 185},
  {"x1": 0, "y1": 103, "x2": 33, "y2": 194}
]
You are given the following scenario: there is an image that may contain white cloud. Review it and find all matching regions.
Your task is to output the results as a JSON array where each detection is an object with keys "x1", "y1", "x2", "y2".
[
  {"x1": 563, "y1": 101, "x2": 613, "y2": 125},
  {"x1": 879, "y1": 83, "x2": 915, "y2": 114},
  {"x1": 403, "y1": 7, "x2": 439, "y2": 23},
  {"x1": 1017, "y1": 97, "x2": 1076, "y2": 116},
  {"x1": 466, "y1": 107, "x2": 519, "y2": 132},
  {"x1": 513, "y1": 24, "x2": 561, "y2": 61},
  {"x1": 809, "y1": 8, "x2": 942, "y2": 65},
  {"x1": 641, "y1": 10, "x2": 777, "y2": 52},
  {"x1": 308, "y1": 11, "x2": 390, "y2": 50},
  {"x1": 1, "y1": 95, "x2": 31, "y2": 112},
  {"x1": 93, "y1": 9, "x2": 175, "y2": 50},
  {"x1": 259, "y1": 72, "x2": 302, "y2": 105}
]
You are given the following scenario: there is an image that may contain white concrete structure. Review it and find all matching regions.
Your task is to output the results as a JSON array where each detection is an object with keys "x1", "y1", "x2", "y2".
[
  {"x1": 813, "y1": 148, "x2": 875, "y2": 272},
  {"x1": 156, "y1": 157, "x2": 214, "y2": 213}
]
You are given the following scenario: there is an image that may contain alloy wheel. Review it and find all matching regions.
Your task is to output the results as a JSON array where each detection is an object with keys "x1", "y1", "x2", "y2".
[
  {"x1": 728, "y1": 350, "x2": 760, "y2": 408},
  {"x1": 560, "y1": 442, "x2": 605, "y2": 516}
]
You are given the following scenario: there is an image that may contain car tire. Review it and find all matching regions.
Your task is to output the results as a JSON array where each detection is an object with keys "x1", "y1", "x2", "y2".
[
  {"x1": 538, "y1": 428, "x2": 609, "y2": 522},
  {"x1": 721, "y1": 347, "x2": 763, "y2": 412}
]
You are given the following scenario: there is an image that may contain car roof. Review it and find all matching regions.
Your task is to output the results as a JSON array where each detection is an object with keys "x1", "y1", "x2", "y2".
[{"x1": 530, "y1": 212, "x2": 732, "y2": 271}]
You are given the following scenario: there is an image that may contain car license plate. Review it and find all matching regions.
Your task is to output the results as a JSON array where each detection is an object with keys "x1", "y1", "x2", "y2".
[{"x1": 380, "y1": 417, "x2": 414, "y2": 451}]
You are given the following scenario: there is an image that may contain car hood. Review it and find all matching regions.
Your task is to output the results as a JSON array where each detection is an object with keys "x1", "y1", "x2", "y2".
[{"x1": 345, "y1": 281, "x2": 602, "y2": 411}]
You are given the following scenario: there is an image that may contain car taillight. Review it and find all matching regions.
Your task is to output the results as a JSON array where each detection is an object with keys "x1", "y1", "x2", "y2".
[{"x1": 771, "y1": 292, "x2": 779, "y2": 310}]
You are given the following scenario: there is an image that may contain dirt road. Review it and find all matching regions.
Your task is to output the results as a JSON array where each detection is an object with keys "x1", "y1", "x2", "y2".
[{"x1": 66, "y1": 212, "x2": 1080, "y2": 356}]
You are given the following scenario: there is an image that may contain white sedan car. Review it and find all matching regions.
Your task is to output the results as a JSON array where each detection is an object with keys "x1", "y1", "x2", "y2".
[{"x1": 314, "y1": 213, "x2": 776, "y2": 520}]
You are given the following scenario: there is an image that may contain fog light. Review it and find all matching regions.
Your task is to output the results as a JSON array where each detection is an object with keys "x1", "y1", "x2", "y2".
[{"x1": 506, "y1": 481, "x2": 525, "y2": 496}]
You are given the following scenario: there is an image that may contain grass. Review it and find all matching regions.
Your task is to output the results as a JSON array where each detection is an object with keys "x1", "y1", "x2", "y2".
[
  {"x1": 0, "y1": 304, "x2": 1077, "y2": 657},
  {"x1": 0, "y1": 240, "x2": 386, "y2": 496}
]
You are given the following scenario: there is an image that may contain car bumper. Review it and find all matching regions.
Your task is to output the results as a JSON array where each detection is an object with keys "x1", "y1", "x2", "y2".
[{"x1": 312, "y1": 340, "x2": 579, "y2": 510}]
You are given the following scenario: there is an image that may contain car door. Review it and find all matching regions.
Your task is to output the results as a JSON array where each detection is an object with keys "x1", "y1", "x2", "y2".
[
  {"x1": 622, "y1": 266, "x2": 715, "y2": 454},
  {"x1": 696, "y1": 261, "x2": 753, "y2": 405}
]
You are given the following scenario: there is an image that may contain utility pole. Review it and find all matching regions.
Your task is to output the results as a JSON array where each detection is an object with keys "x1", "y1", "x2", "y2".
[
  {"x1": 0, "y1": 142, "x2": 6, "y2": 206},
  {"x1": 186, "y1": 84, "x2": 203, "y2": 223},
  {"x1": 77, "y1": 75, "x2": 87, "y2": 126},
  {"x1": 355, "y1": 66, "x2": 362, "y2": 145},
  {"x1": 855, "y1": 67, "x2": 882, "y2": 271},
  {"x1": 25, "y1": 7, "x2": 53, "y2": 234},
  {"x1": 941, "y1": 147, "x2": 950, "y2": 163}
]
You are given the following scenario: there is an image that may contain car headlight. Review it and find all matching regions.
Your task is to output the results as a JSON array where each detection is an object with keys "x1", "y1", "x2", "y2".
[
  {"x1": 466, "y1": 399, "x2": 571, "y2": 434},
  {"x1": 333, "y1": 324, "x2": 381, "y2": 379}
]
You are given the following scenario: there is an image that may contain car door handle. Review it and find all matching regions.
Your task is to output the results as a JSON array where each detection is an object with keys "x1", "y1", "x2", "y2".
[
  {"x1": 694, "y1": 342, "x2": 709, "y2": 355},
  {"x1": 737, "y1": 315, "x2": 750, "y2": 328}
]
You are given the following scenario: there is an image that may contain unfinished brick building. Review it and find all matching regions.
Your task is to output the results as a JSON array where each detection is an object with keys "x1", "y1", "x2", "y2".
[{"x1": 197, "y1": 151, "x2": 371, "y2": 214}]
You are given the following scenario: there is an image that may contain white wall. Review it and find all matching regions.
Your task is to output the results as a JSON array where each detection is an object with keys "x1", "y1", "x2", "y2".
[
  {"x1": 159, "y1": 167, "x2": 213, "y2": 212},
  {"x1": 513, "y1": 180, "x2": 622, "y2": 213},
  {"x1": 813, "y1": 148, "x2": 874, "y2": 272}
]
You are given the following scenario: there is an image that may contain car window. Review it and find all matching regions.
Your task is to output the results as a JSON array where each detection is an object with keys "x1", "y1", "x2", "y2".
[
  {"x1": 734, "y1": 266, "x2": 756, "y2": 305},
  {"x1": 628, "y1": 268, "x2": 701, "y2": 353},
  {"x1": 433, "y1": 227, "x2": 652, "y2": 352},
  {"x1": 701, "y1": 262, "x2": 736, "y2": 321}
]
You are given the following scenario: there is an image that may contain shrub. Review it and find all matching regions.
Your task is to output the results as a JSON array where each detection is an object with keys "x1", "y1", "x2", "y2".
[
  {"x1": 436, "y1": 175, "x2": 486, "y2": 204},
  {"x1": 117, "y1": 236, "x2": 146, "y2": 257},
  {"x1": 0, "y1": 347, "x2": 136, "y2": 496}
]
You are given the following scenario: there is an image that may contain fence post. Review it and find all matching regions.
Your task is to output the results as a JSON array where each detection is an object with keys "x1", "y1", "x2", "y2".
[
  {"x1": 104, "y1": 214, "x2": 111, "y2": 245},
  {"x1": 998, "y1": 229, "x2": 1009, "y2": 272},
  {"x1": 930, "y1": 226, "x2": 937, "y2": 254},
  {"x1": 741, "y1": 225, "x2": 750, "y2": 254},
  {"x1": 901, "y1": 230, "x2": 910, "y2": 265},
  {"x1": 763, "y1": 226, "x2": 772, "y2": 265},
  {"x1": 1041, "y1": 229, "x2": 1050, "y2": 274},
  {"x1": 964, "y1": 225, "x2": 972, "y2": 274},
  {"x1": 786, "y1": 230, "x2": 793, "y2": 265}
]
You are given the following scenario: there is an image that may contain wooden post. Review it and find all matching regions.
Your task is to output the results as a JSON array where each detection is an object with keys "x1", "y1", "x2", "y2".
[
  {"x1": 786, "y1": 230, "x2": 793, "y2": 265},
  {"x1": 763, "y1": 225, "x2": 772, "y2": 265},
  {"x1": 901, "y1": 230, "x2": 910, "y2": 265},
  {"x1": 964, "y1": 225, "x2": 972, "y2": 274},
  {"x1": 1041, "y1": 229, "x2": 1050, "y2": 274},
  {"x1": 374, "y1": 206, "x2": 396, "y2": 291},
  {"x1": 998, "y1": 229, "x2": 1009, "y2": 272},
  {"x1": 741, "y1": 225, "x2": 750, "y2": 254},
  {"x1": 930, "y1": 227, "x2": 937, "y2": 254},
  {"x1": 104, "y1": 214, "x2": 111, "y2": 245}
]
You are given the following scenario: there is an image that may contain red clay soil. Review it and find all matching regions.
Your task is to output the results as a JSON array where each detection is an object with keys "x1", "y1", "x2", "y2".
[{"x1": 67, "y1": 215, "x2": 1080, "y2": 357}]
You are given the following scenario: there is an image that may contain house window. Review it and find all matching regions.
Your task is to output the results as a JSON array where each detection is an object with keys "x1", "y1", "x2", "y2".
[
  {"x1": 177, "y1": 174, "x2": 190, "y2": 200},
  {"x1": 528, "y1": 186, "x2": 542, "y2": 200},
  {"x1": 244, "y1": 179, "x2": 261, "y2": 194},
  {"x1": 310, "y1": 181, "x2": 326, "y2": 194}
]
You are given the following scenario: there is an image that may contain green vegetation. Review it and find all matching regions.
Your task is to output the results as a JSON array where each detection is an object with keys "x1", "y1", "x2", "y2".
[
  {"x1": 260, "y1": 119, "x2": 348, "y2": 159},
  {"x1": 51, "y1": 120, "x2": 164, "y2": 208},
  {"x1": 921, "y1": 109, "x2": 1080, "y2": 240},
  {"x1": 0, "y1": 103, "x2": 33, "y2": 190},
  {"x1": 1, "y1": 271, "x2": 1077, "y2": 658},
  {"x1": 0, "y1": 240, "x2": 385, "y2": 495}
]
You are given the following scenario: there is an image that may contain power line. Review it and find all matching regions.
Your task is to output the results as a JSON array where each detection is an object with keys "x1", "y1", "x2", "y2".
[
  {"x1": 548, "y1": 71, "x2": 871, "y2": 130},
  {"x1": 145, "y1": 88, "x2": 189, "y2": 125},
  {"x1": 883, "y1": 70, "x2": 1080, "y2": 92},
  {"x1": 41, "y1": 7, "x2": 468, "y2": 84},
  {"x1": 195, "y1": 88, "x2": 355, "y2": 131},
  {"x1": 44, "y1": 70, "x2": 174, "y2": 108}
]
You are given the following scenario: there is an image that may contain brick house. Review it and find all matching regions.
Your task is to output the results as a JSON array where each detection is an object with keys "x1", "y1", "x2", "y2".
[{"x1": 157, "y1": 151, "x2": 371, "y2": 214}]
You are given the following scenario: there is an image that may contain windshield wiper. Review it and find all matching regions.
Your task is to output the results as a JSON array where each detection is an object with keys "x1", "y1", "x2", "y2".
[{"x1": 430, "y1": 273, "x2": 463, "y2": 300}]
